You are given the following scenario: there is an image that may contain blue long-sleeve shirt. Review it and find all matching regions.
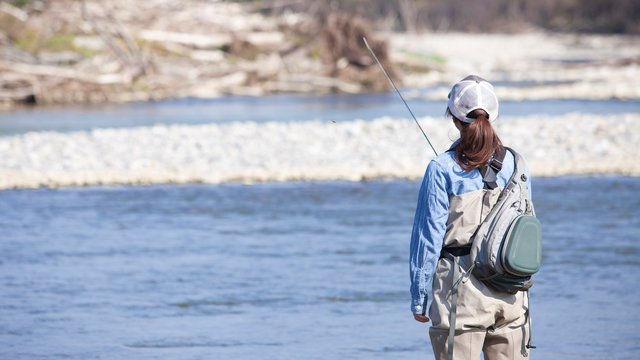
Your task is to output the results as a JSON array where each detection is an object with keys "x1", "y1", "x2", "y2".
[{"x1": 409, "y1": 148, "x2": 528, "y2": 314}]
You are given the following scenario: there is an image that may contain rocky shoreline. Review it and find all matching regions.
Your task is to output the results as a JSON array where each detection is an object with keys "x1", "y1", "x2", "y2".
[
  {"x1": 1, "y1": 1, "x2": 639, "y2": 109},
  {"x1": 1, "y1": 114, "x2": 638, "y2": 189},
  {"x1": 0, "y1": 0, "x2": 396, "y2": 109}
]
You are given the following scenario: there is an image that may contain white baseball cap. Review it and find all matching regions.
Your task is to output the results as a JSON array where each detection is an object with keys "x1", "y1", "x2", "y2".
[{"x1": 447, "y1": 75, "x2": 499, "y2": 123}]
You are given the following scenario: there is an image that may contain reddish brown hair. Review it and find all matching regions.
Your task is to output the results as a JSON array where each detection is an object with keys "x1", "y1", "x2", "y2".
[{"x1": 453, "y1": 109, "x2": 504, "y2": 171}]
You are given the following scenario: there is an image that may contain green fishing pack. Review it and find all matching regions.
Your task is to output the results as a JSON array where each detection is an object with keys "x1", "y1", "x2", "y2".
[{"x1": 470, "y1": 147, "x2": 542, "y2": 293}]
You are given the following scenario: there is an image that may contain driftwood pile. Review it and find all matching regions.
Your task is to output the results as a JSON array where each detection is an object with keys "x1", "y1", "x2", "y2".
[{"x1": 0, "y1": 0, "x2": 398, "y2": 109}]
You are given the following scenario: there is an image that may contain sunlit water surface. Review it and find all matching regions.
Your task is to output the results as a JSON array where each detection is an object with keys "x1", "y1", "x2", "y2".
[{"x1": 1, "y1": 177, "x2": 639, "y2": 359}]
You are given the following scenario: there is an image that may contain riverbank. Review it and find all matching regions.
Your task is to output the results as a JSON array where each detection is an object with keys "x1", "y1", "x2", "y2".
[
  {"x1": 0, "y1": 0, "x2": 394, "y2": 108},
  {"x1": 1, "y1": 1, "x2": 639, "y2": 109},
  {"x1": 0, "y1": 113, "x2": 637, "y2": 189},
  {"x1": 390, "y1": 33, "x2": 640, "y2": 101}
]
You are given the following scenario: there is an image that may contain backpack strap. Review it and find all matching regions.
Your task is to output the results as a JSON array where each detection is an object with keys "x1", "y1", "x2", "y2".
[
  {"x1": 479, "y1": 148, "x2": 506, "y2": 190},
  {"x1": 446, "y1": 147, "x2": 507, "y2": 190},
  {"x1": 504, "y1": 147, "x2": 523, "y2": 186}
]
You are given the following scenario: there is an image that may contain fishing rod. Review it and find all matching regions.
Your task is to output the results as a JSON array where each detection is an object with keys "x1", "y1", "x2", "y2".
[{"x1": 362, "y1": 37, "x2": 438, "y2": 156}]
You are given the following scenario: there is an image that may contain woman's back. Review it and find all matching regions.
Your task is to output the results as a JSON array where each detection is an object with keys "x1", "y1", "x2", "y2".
[{"x1": 410, "y1": 75, "x2": 534, "y2": 360}]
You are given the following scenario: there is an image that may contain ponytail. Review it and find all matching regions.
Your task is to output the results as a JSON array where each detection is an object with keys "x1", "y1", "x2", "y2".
[{"x1": 454, "y1": 109, "x2": 504, "y2": 171}]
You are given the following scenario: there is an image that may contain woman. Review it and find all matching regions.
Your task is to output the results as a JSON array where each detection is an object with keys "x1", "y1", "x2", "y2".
[{"x1": 409, "y1": 75, "x2": 531, "y2": 360}]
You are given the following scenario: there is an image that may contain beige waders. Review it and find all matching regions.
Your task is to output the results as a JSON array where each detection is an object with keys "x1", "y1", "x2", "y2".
[
  {"x1": 428, "y1": 254, "x2": 531, "y2": 360},
  {"x1": 428, "y1": 189, "x2": 532, "y2": 360}
]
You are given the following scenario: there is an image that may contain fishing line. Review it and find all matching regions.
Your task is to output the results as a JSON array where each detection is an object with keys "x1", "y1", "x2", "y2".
[{"x1": 362, "y1": 37, "x2": 438, "y2": 156}]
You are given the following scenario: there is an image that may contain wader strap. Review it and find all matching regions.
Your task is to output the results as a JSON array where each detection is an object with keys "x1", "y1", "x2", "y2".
[
  {"x1": 440, "y1": 245, "x2": 471, "y2": 259},
  {"x1": 526, "y1": 291, "x2": 536, "y2": 350},
  {"x1": 447, "y1": 255, "x2": 461, "y2": 360}
]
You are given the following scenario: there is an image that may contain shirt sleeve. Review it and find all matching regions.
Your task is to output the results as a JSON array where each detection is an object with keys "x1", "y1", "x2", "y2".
[{"x1": 409, "y1": 160, "x2": 450, "y2": 314}]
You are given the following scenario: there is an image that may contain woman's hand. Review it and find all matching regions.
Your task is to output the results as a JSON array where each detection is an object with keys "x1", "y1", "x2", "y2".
[{"x1": 413, "y1": 313, "x2": 430, "y2": 323}]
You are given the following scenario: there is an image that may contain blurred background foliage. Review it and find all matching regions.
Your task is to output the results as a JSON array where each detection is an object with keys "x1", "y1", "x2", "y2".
[
  {"x1": 8, "y1": 0, "x2": 639, "y2": 34},
  {"x1": 249, "y1": 0, "x2": 640, "y2": 34}
]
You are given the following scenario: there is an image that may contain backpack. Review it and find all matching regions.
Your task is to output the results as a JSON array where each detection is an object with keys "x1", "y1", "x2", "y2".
[{"x1": 469, "y1": 147, "x2": 542, "y2": 293}]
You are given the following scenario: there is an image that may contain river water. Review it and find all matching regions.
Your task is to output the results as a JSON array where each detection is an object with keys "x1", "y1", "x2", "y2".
[
  {"x1": 0, "y1": 96, "x2": 639, "y2": 359},
  {"x1": 1, "y1": 94, "x2": 638, "y2": 135}
]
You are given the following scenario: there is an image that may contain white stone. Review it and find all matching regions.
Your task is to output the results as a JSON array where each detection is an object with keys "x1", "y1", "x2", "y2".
[{"x1": 0, "y1": 114, "x2": 638, "y2": 189}]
